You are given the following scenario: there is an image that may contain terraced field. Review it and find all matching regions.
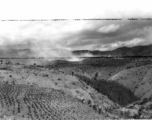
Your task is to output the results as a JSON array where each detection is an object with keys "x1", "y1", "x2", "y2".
[{"x1": 0, "y1": 81, "x2": 104, "y2": 120}]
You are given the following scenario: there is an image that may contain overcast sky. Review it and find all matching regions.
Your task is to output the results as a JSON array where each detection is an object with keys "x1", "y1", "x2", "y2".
[{"x1": 0, "y1": 0, "x2": 152, "y2": 57}]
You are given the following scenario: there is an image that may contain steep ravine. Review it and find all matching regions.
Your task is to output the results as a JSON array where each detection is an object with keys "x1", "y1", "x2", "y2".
[{"x1": 75, "y1": 74, "x2": 139, "y2": 106}]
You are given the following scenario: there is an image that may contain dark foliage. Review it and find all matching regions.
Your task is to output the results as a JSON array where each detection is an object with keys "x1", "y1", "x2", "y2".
[
  {"x1": 75, "y1": 75, "x2": 139, "y2": 106},
  {"x1": 81, "y1": 57, "x2": 132, "y2": 67}
]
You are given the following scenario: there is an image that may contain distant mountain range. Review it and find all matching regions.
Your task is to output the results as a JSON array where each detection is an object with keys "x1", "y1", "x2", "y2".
[
  {"x1": 0, "y1": 44, "x2": 151, "y2": 58},
  {"x1": 72, "y1": 44, "x2": 152, "y2": 57}
]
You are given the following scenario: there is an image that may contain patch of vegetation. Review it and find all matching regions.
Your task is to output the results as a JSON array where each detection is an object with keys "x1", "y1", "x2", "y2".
[
  {"x1": 75, "y1": 74, "x2": 139, "y2": 106},
  {"x1": 81, "y1": 57, "x2": 132, "y2": 67}
]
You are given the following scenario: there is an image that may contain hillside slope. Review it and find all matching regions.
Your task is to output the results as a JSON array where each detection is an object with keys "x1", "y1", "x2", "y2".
[
  {"x1": 108, "y1": 64, "x2": 152, "y2": 99},
  {"x1": 0, "y1": 63, "x2": 120, "y2": 119}
]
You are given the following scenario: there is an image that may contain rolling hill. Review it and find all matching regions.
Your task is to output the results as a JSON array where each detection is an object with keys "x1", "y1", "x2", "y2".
[{"x1": 108, "y1": 64, "x2": 152, "y2": 100}]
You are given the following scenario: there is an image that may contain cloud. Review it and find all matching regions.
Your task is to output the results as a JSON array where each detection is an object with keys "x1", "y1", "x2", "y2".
[
  {"x1": 0, "y1": 21, "x2": 73, "y2": 58},
  {"x1": 98, "y1": 24, "x2": 120, "y2": 33},
  {"x1": 107, "y1": 38, "x2": 145, "y2": 49},
  {"x1": 0, "y1": 0, "x2": 152, "y2": 60},
  {"x1": 121, "y1": 38, "x2": 145, "y2": 46},
  {"x1": 0, "y1": 20, "x2": 100, "y2": 58},
  {"x1": 68, "y1": 19, "x2": 152, "y2": 50},
  {"x1": 0, "y1": 18, "x2": 152, "y2": 58}
]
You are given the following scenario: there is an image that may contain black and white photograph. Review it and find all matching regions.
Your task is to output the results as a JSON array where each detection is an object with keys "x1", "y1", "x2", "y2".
[{"x1": 0, "y1": 0, "x2": 152, "y2": 119}]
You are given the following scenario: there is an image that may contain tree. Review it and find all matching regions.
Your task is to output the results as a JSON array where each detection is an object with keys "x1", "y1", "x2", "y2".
[
  {"x1": 94, "y1": 72, "x2": 98, "y2": 80},
  {"x1": 71, "y1": 72, "x2": 74, "y2": 76}
]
